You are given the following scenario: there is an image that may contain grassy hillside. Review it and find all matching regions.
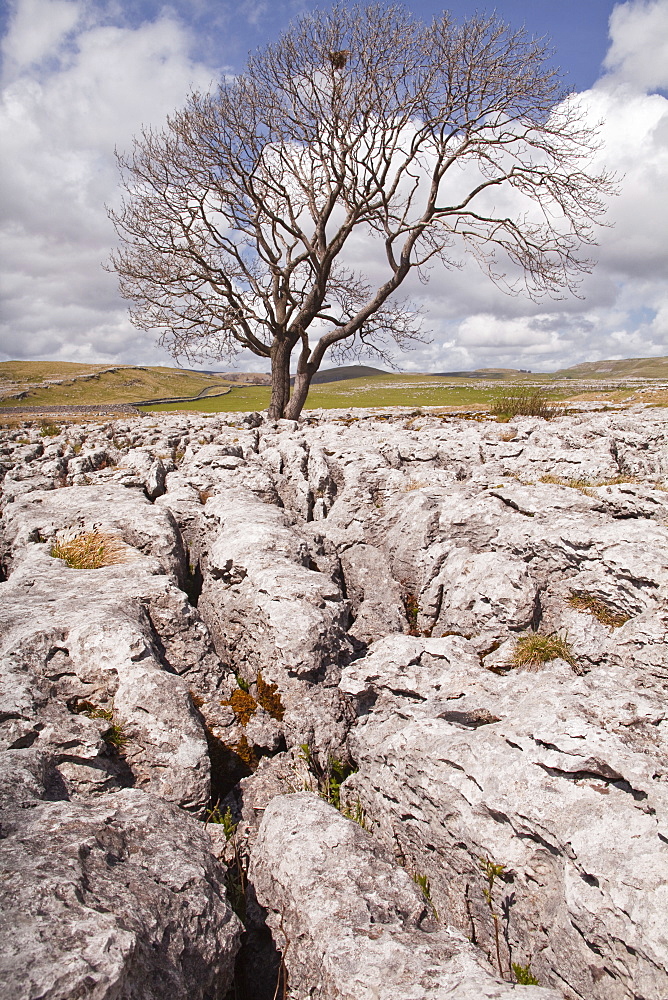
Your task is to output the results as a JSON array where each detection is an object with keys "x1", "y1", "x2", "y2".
[
  {"x1": 556, "y1": 357, "x2": 668, "y2": 379},
  {"x1": 3, "y1": 357, "x2": 668, "y2": 414},
  {"x1": 0, "y1": 362, "x2": 233, "y2": 407}
]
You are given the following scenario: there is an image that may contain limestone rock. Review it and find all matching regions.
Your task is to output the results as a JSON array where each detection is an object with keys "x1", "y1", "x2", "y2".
[
  {"x1": 340, "y1": 633, "x2": 668, "y2": 1000},
  {"x1": 0, "y1": 763, "x2": 241, "y2": 1000},
  {"x1": 250, "y1": 792, "x2": 561, "y2": 999}
]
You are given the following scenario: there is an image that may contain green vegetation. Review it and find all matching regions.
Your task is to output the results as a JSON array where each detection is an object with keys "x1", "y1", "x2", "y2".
[
  {"x1": 558, "y1": 355, "x2": 668, "y2": 379},
  {"x1": 298, "y1": 743, "x2": 361, "y2": 817},
  {"x1": 413, "y1": 872, "x2": 438, "y2": 919},
  {"x1": 491, "y1": 390, "x2": 561, "y2": 420},
  {"x1": 512, "y1": 963, "x2": 540, "y2": 985},
  {"x1": 142, "y1": 374, "x2": 503, "y2": 413},
  {"x1": 568, "y1": 591, "x2": 630, "y2": 628},
  {"x1": 39, "y1": 420, "x2": 60, "y2": 436},
  {"x1": 480, "y1": 857, "x2": 507, "y2": 979},
  {"x1": 50, "y1": 531, "x2": 126, "y2": 569},
  {"x1": 4, "y1": 358, "x2": 668, "y2": 414},
  {"x1": 512, "y1": 632, "x2": 575, "y2": 669},
  {"x1": 72, "y1": 701, "x2": 128, "y2": 751},
  {"x1": 0, "y1": 360, "x2": 235, "y2": 408}
]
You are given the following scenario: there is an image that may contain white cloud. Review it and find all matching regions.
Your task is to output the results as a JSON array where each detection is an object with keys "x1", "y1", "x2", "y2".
[
  {"x1": 603, "y1": 0, "x2": 668, "y2": 92},
  {"x1": 1, "y1": 0, "x2": 80, "y2": 74},
  {"x1": 0, "y1": 0, "x2": 220, "y2": 365},
  {"x1": 0, "y1": 0, "x2": 667, "y2": 375}
]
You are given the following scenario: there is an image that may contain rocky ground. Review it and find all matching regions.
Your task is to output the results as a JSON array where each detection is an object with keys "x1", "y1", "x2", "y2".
[{"x1": 1, "y1": 403, "x2": 667, "y2": 1000}]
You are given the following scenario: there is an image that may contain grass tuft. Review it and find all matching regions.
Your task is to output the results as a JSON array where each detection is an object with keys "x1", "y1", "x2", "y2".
[
  {"x1": 512, "y1": 632, "x2": 575, "y2": 669},
  {"x1": 568, "y1": 591, "x2": 630, "y2": 628},
  {"x1": 491, "y1": 391, "x2": 561, "y2": 421},
  {"x1": 39, "y1": 421, "x2": 60, "y2": 437},
  {"x1": 50, "y1": 531, "x2": 126, "y2": 569}
]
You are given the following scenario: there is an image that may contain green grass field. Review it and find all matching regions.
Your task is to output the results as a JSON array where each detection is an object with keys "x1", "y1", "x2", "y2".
[
  {"x1": 2, "y1": 358, "x2": 666, "y2": 415},
  {"x1": 142, "y1": 374, "x2": 568, "y2": 413}
]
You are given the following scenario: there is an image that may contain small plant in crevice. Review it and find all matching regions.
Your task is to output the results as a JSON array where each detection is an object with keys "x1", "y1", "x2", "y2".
[
  {"x1": 50, "y1": 531, "x2": 126, "y2": 569},
  {"x1": 71, "y1": 700, "x2": 128, "y2": 752},
  {"x1": 235, "y1": 674, "x2": 250, "y2": 693},
  {"x1": 412, "y1": 871, "x2": 438, "y2": 920},
  {"x1": 340, "y1": 797, "x2": 368, "y2": 830},
  {"x1": 512, "y1": 962, "x2": 540, "y2": 985},
  {"x1": 298, "y1": 743, "x2": 359, "y2": 817},
  {"x1": 567, "y1": 590, "x2": 630, "y2": 628},
  {"x1": 207, "y1": 804, "x2": 248, "y2": 924},
  {"x1": 511, "y1": 631, "x2": 575, "y2": 670},
  {"x1": 103, "y1": 721, "x2": 129, "y2": 751},
  {"x1": 480, "y1": 856, "x2": 507, "y2": 980}
]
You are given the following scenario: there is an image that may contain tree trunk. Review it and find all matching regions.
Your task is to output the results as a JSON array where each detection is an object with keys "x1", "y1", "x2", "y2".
[
  {"x1": 268, "y1": 340, "x2": 292, "y2": 419},
  {"x1": 284, "y1": 370, "x2": 312, "y2": 420}
]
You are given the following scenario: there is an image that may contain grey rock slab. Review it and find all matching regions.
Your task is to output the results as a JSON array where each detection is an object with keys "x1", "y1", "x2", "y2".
[
  {"x1": 0, "y1": 543, "x2": 216, "y2": 812},
  {"x1": 341, "y1": 634, "x2": 668, "y2": 1000},
  {"x1": 113, "y1": 447, "x2": 168, "y2": 499},
  {"x1": 0, "y1": 777, "x2": 241, "y2": 1000},
  {"x1": 1, "y1": 483, "x2": 185, "y2": 580},
  {"x1": 339, "y1": 542, "x2": 407, "y2": 643},
  {"x1": 250, "y1": 792, "x2": 561, "y2": 999},
  {"x1": 194, "y1": 486, "x2": 355, "y2": 758}
]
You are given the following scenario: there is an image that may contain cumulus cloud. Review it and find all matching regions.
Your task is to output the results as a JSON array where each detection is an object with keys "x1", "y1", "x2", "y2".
[
  {"x1": 602, "y1": 0, "x2": 668, "y2": 92},
  {"x1": 0, "y1": 0, "x2": 221, "y2": 365},
  {"x1": 0, "y1": 0, "x2": 667, "y2": 374}
]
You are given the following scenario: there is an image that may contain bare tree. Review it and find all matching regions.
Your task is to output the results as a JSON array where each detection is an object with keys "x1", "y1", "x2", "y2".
[{"x1": 108, "y1": 4, "x2": 614, "y2": 419}]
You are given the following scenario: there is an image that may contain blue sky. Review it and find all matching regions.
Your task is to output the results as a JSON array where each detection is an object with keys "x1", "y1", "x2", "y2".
[{"x1": 1, "y1": 0, "x2": 667, "y2": 372}]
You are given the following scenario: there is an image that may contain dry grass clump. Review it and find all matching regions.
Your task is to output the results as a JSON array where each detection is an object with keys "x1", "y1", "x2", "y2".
[
  {"x1": 499, "y1": 428, "x2": 517, "y2": 442},
  {"x1": 512, "y1": 632, "x2": 575, "y2": 669},
  {"x1": 50, "y1": 531, "x2": 126, "y2": 569},
  {"x1": 402, "y1": 478, "x2": 426, "y2": 492},
  {"x1": 540, "y1": 474, "x2": 639, "y2": 490},
  {"x1": 568, "y1": 591, "x2": 630, "y2": 628},
  {"x1": 538, "y1": 473, "x2": 649, "y2": 498},
  {"x1": 491, "y1": 391, "x2": 561, "y2": 421}
]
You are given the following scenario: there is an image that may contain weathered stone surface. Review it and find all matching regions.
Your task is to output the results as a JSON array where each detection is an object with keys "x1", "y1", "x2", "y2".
[
  {"x1": 0, "y1": 759, "x2": 241, "y2": 1000},
  {"x1": 0, "y1": 484, "x2": 224, "y2": 813},
  {"x1": 2, "y1": 404, "x2": 668, "y2": 1000},
  {"x1": 250, "y1": 792, "x2": 560, "y2": 999},
  {"x1": 340, "y1": 633, "x2": 668, "y2": 1000}
]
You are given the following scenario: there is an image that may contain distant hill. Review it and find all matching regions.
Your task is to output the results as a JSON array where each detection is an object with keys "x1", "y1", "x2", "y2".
[
  {"x1": 556, "y1": 356, "x2": 668, "y2": 379},
  {"x1": 434, "y1": 368, "x2": 526, "y2": 379},
  {"x1": 290, "y1": 365, "x2": 388, "y2": 385}
]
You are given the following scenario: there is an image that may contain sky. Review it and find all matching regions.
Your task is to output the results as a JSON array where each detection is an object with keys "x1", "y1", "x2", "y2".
[{"x1": 0, "y1": 0, "x2": 667, "y2": 374}]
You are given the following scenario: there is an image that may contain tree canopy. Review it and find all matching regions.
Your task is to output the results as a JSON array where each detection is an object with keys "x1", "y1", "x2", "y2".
[{"x1": 109, "y1": 4, "x2": 614, "y2": 418}]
